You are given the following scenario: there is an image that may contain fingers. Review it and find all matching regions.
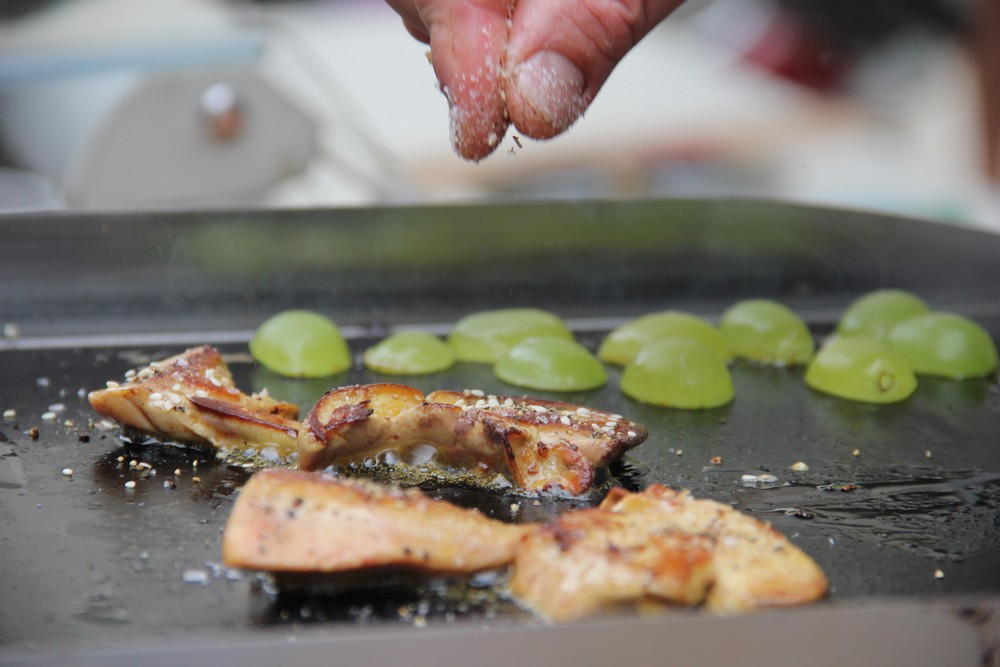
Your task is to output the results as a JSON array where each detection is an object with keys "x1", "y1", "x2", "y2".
[
  {"x1": 385, "y1": 0, "x2": 683, "y2": 159},
  {"x1": 504, "y1": 0, "x2": 684, "y2": 139},
  {"x1": 384, "y1": 0, "x2": 431, "y2": 42}
]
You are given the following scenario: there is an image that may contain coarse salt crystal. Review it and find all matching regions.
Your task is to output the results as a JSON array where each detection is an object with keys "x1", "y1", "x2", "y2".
[{"x1": 182, "y1": 569, "x2": 210, "y2": 585}]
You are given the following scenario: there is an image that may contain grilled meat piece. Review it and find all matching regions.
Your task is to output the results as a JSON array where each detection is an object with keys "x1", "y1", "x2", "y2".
[
  {"x1": 298, "y1": 384, "x2": 647, "y2": 495},
  {"x1": 510, "y1": 485, "x2": 828, "y2": 621},
  {"x1": 222, "y1": 468, "x2": 531, "y2": 574},
  {"x1": 88, "y1": 346, "x2": 300, "y2": 455}
]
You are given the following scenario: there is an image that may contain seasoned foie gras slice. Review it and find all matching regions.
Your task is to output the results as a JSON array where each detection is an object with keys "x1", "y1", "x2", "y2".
[
  {"x1": 297, "y1": 384, "x2": 647, "y2": 495},
  {"x1": 601, "y1": 486, "x2": 828, "y2": 614},
  {"x1": 509, "y1": 485, "x2": 828, "y2": 621},
  {"x1": 88, "y1": 345, "x2": 300, "y2": 454},
  {"x1": 427, "y1": 390, "x2": 647, "y2": 467},
  {"x1": 222, "y1": 468, "x2": 532, "y2": 575},
  {"x1": 509, "y1": 496, "x2": 715, "y2": 622}
]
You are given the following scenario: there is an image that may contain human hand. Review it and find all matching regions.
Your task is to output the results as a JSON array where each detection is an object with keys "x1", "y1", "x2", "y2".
[{"x1": 385, "y1": 0, "x2": 685, "y2": 161}]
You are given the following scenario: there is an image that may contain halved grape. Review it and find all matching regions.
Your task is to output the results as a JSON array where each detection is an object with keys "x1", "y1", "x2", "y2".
[
  {"x1": 494, "y1": 336, "x2": 607, "y2": 391},
  {"x1": 720, "y1": 299, "x2": 814, "y2": 366},
  {"x1": 363, "y1": 331, "x2": 456, "y2": 376},
  {"x1": 837, "y1": 289, "x2": 930, "y2": 341},
  {"x1": 598, "y1": 311, "x2": 731, "y2": 366},
  {"x1": 448, "y1": 308, "x2": 572, "y2": 363},
  {"x1": 250, "y1": 310, "x2": 351, "y2": 378},
  {"x1": 886, "y1": 313, "x2": 998, "y2": 379},
  {"x1": 621, "y1": 338, "x2": 734, "y2": 409},
  {"x1": 805, "y1": 336, "x2": 917, "y2": 403}
]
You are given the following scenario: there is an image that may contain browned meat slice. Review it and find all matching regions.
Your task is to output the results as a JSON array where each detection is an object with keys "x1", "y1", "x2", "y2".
[
  {"x1": 510, "y1": 485, "x2": 828, "y2": 621},
  {"x1": 88, "y1": 346, "x2": 300, "y2": 455},
  {"x1": 222, "y1": 468, "x2": 531, "y2": 574},
  {"x1": 297, "y1": 384, "x2": 647, "y2": 495}
]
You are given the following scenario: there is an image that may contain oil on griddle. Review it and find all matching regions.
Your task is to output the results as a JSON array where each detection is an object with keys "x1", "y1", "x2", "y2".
[{"x1": 1, "y1": 328, "x2": 999, "y2": 649}]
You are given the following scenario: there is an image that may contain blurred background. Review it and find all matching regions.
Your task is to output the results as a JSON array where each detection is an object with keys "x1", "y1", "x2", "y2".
[{"x1": 0, "y1": 0, "x2": 998, "y2": 230}]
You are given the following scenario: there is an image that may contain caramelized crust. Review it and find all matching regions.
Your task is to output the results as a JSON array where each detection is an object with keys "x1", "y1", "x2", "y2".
[
  {"x1": 509, "y1": 504, "x2": 715, "y2": 622},
  {"x1": 600, "y1": 486, "x2": 829, "y2": 614},
  {"x1": 298, "y1": 384, "x2": 647, "y2": 495},
  {"x1": 510, "y1": 485, "x2": 828, "y2": 621},
  {"x1": 88, "y1": 346, "x2": 300, "y2": 454},
  {"x1": 222, "y1": 469, "x2": 531, "y2": 574},
  {"x1": 88, "y1": 347, "x2": 646, "y2": 495}
]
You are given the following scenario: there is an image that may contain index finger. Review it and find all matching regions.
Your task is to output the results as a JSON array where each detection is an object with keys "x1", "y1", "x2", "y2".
[{"x1": 420, "y1": 1, "x2": 513, "y2": 160}]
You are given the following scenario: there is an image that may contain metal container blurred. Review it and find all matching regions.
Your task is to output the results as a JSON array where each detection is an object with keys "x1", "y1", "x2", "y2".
[{"x1": 0, "y1": 0, "x2": 316, "y2": 208}]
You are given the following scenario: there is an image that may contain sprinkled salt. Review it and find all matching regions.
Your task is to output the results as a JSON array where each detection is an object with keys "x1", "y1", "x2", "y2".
[{"x1": 182, "y1": 569, "x2": 210, "y2": 585}]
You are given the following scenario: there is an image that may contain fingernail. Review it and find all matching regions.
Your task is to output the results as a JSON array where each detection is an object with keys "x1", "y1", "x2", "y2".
[
  {"x1": 443, "y1": 83, "x2": 507, "y2": 161},
  {"x1": 512, "y1": 51, "x2": 587, "y2": 136}
]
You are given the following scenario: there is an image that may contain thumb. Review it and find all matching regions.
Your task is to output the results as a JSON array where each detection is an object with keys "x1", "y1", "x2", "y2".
[{"x1": 504, "y1": 0, "x2": 684, "y2": 139}]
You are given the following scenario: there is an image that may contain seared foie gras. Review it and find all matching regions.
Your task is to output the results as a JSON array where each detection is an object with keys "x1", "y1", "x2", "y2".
[
  {"x1": 298, "y1": 384, "x2": 647, "y2": 495},
  {"x1": 222, "y1": 469, "x2": 531, "y2": 574},
  {"x1": 88, "y1": 346, "x2": 300, "y2": 455},
  {"x1": 510, "y1": 485, "x2": 828, "y2": 621}
]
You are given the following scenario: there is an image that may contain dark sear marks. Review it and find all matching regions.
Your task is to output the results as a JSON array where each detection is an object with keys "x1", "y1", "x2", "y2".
[
  {"x1": 89, "y1": 346, "x2": 648, "y2": 496},
  {"x1": 298, "y1": 383, "x2": 647, "y2": 495}
]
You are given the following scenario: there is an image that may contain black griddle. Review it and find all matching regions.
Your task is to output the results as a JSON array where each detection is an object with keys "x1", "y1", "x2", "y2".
[{"x1": 1, "y1": 199, "x2": 998, "y2": 666}]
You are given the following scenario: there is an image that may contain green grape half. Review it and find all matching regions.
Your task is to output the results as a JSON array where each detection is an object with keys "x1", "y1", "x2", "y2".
[
  {"x1": 886, "y1": 313, "x2": 998, "y2": 379},
  {"x1": 363, "y1": 331, "x2": 456, "y2": 376},
  {"x1": 448, "y1": 308, "x2": 572, "y2": 364},
  {"x1": 805, "y1": 336, "x2": 917, "y2": 403},
  {"x1": 720, "y1": 299, "x2": 814, "y2": 366},
  {"x1": 837, "y1": 289, "x2": 930, "y2": 341},
  {"x1": 494, "y1": 336, "x2": 607, "y2": 391},
  {"x1": 620, "y1": 338, "x2": 734, "y2": 409},
  {"x1": 599, "y1": 311, "x2": 732, "y2": 366},
  {"x1": 250, "y1": 310, "x2": 351, "y2": 378}
]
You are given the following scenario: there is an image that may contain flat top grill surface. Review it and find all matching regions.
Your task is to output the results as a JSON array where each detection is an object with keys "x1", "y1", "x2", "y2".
[{"x1": 1, "y1": 199, "x2": 998, "y2": 665}]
